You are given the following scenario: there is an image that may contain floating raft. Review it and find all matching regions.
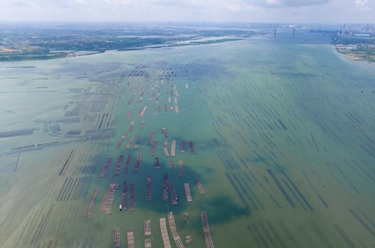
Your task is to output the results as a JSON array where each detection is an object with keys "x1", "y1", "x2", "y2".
[
  {"x1": 163, "y1": 140, "x2": 170, "y2": 157},
  {"x1": 174, "y1": 97, "x2": 178, "y2": 104},
  {"x1": 175, "y1": 105, "x2": 179, "y2": 114},
  {"x1": 140, "y1": 121, "x2": 145, "y2": 129},
  {"x1": 195, "y1": 180, "x2": 206, "y2": 195},
  {"x1": 129, "y1": 121, "x2": 134, "y2": 132},
  {"x1": 201, "y1": 212, "x2": 214, "y2": 248},
  {"x1": 122, "y1": 132, "x2": 128, "y2": 139},
  {"x1": 151, "y1": 140, "x2": 159, "y2": 156},
  {"x1": 185, "y1": 84, "x2": 188, "y2": 89},
  {"x1": 133, "y1": 153, "x2": 142, "y2": 173},
  {"x1": 175, "y1": 90, "x2": 179, "y2": 97},
  {"x1": 148, "y1": 130, "x2": 155, "y2": 145},
  {"x1": 134, "y1": 134, "x2": 141, "y2": 149},
  {"x1": 181, "y1": 141, "x2": 186, "y2": 153},
  {"x1": 146, "y1": 176, "x2": 152, "y2": 202},
  {"x1": 140, "y1": 106, "x2": 148, "y2": 117},
  {"x1": 167, "y1": 212, "x2": 185, "y2": 248},
  {"x1": 99, "y1": 158, "x2": 112, "y2": 178},
  {"x1": 130, "y1": 183, "x2": 135, "y2": 211},
  {"x1": 100, "y1": 183, "x2": 119, "y2": 214},
  {"x1": 126, "y1": 135, "x2": 136, "y2": 149},
  {"x1": 114, "y1": 155, "x2": 124, "y2": 176},
  {"x1": 154, "y1": 108, "x2": 158, "y2": 115},
  {"x1": 178, "y1": 160, "x2": 184, "y2": 178},
  {"x1": 162, "y1": 128, "x2": 168, "y2": 138},
  {"x1": 163, "y1": 173, "x2": 169, "y2": 202},
  {"x1": 122, "y1": 181, "x2": 128, "y2": 211},
  {"x1": 145, "y1": 238, "x2": 152, "y2": 248},
  {"x1": 86, "y1": 189, "x2": 99, "y2": 220},
  {"x1": 154, "y1": 157, "x2": 160, "y2": 169},
  {"x1": 170, "y1": 160, "x2": 175, "y2": 170},
  {"x1": 160, "y1": 218, "x2": 172, "y2": 248},
  {"x1": 169, "y1": 181, "x2": 178, "y2": 206},
  {"x1": 170, "y1": 105, "x2": 174, "y2": 112},
  {"x1": 189, "y1": 140, "x2": 195, "y2": 155},
  {"x1": 144, "y1": 220, "x2": 151, "y2": 236},
  {"x1": 127, "y1": 228, "x2": 135, "y2": 248},
  {"x1": 184, "y1": 183, "x2": 192, "y2": 202},
  {"x1": 113, "y1": 227, "x2": 121, "y2": 248},
  {"x1": 123, "y1": 155, "x2": 132, "y2": 176},
  {"x1": 171, "y1": 140, "x2": 176, "y2": 157},
  {"x1": 116, "y1": 139, "x2": 124, "y2": 149}
]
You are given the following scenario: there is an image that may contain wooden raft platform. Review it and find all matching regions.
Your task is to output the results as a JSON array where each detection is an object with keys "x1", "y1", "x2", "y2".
[
  {"x1": 163, "y1": 173, "x2": 169, "y2": 202},
  {"x1": 99, "y1": 158, "x2": 112, "y2": 178},
  {"x1": 100, "y1": 183, "x2": 119, "y2": 214},
  {"x1": 146, "y1": 176, "x2": 152, "y2": 202},
  {"x1": 133, "y1": 153, "x2": 142, "y2": 173},
  {"x1": 130, "y1": 183, "x2": 135, "y2": 211},
  {"x1": 126, "y1": 135, "x2": 136, "y2": 149},
  {"x1": 134, "y1": 134, "x2": 141, "y2": 149},
  {"x1": 178, "y1": 160, "x2": 184, "y2": 178},
  {"x1": 123, "y1": 155, "x2": 132, "y2": 176},
  {"x1": 201, "y1": 212, "x2": 214, "y2": 248},
  {"x1": 167, "y1": 212, "x2": 185, "y2": 248},
  {"x1": 160, "y1": 218, "x2": 172, "y2": 248},
  {"x1": 169, "y1": 181, "x2": 178, "y2": 206},
  {"x1": 113, "y1": 227, "x2": 121, "y2": 248},
  {"x1": 116, "y1": 139, "x2": 124, "y2": 149},
  {"x1": 171, "y1": 140, "x2": 176, "y2": 157},
  {"x1": 121, "y1": 181, "x2": 128, "y2": 211},
  {"x1": 195, "y1": 180, "x2": 206, "y2": 195},
  {"x1": 154, "y1": 157, "x2": 160, "y2": 169},
  {"x1": 114, "y1": 155, "x2": 124, "y2": 176},
  {"x1": 122, "y1": 132, "x2": 128, "y2": 139},
  {"x1": 145, "y1": 238, "x2": 152, "y2": 248},
  {"x1": 151, "y1": 140, "x2": 158, "y2": 156},
  {"x1": 163, "y1": 140, "x2": 170, "y2": 157},
  {"x1": 170, "y1": 160, "x2": 175, "y2": 170},
  {"x1": 140, "y1": 120, "x2": 145, "y2": 129},
  {"x1": 130, "y1": 121, "x2": 135, "y2": 132},
  {"x1": 148, "y1": 130, "x2": 155, "y2": 145},
  {"x1": 175, "y1": 105, "x2": 179, "y2": 113},
  {"x1": 127, "y1": 228, "x2": 135, "y2": 248},
  {"x1": 189, "y1": 140, "x2": 195, "y2": 155},
  {"x1": 184, "y1": 183, "x2": 192, "y2": 202},
  {"x1": 144, "y1": 220, "x2": 151, "y2": 236},
  {"x1": 181, "y1": 141, "x2": 186, "y2": 153},
  {"x1": 162, "y1": 128, "x2": 168, "y2": 138},
  {"x1": 85, "y1": 189, "x2": 99, "y2": 220}
]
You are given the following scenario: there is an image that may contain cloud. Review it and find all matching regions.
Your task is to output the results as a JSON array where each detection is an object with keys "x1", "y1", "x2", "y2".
[
  {"x1": 355, "y1": 0, "x2": 367, "y2": 6},
  {"x1": 249, "y1": 0, "x2": 333, "y2": 8}
]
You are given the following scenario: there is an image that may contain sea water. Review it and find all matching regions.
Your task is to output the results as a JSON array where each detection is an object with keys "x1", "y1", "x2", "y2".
[{"x1": 1, "y1": 29, "x2": 375, "y2": 248}]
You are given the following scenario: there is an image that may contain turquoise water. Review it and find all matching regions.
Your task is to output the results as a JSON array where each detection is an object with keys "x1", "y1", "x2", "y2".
[{"x1": 1, "y1": 33, "x2": 375, "y2": 247}]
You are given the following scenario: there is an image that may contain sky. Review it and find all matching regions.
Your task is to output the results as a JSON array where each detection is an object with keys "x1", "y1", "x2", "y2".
[{"x1": 0, "y1": 0, "x2": 374, "y2": 23}]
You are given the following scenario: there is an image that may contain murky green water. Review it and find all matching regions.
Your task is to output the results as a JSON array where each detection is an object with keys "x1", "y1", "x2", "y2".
[{"x1": 1, "y1": 33, "x2": 375, "y2": 248}]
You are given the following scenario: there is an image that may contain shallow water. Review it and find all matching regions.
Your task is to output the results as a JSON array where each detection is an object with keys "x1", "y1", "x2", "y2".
[{"x1": 1, "y1": 32, "x2": 375, "y2": 248}]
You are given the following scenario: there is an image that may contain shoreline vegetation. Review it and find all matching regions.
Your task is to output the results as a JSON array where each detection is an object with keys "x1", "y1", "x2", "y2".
[
  {"x1": 0, "y1": 23, "x2": 263, "y2": 62},
  {"x1": 309, "y1": 29, "x2": 375, "y2": 63}
]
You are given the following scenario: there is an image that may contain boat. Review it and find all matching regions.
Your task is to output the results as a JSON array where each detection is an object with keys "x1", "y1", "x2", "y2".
[{"x1": 119, "y1": 204, "x2": 122, "y2": 211}]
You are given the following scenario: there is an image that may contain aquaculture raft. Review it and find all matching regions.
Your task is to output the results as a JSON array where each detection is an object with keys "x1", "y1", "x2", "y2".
[
  {"x1": 113, "y1": 227, "x2": 120, "y2": 248},
  {"x1": 160, "y1": 218, "x2": 172, "y2": 248},
  {"x1": 167, "y1": 212, "x2": 185, "y2": 248},
  {"x1": 85, "y1": 189, "x2": 99, "y2": 220},
  {"x1": 201, "y1": 212, "x2": 214, "y2": 248}
]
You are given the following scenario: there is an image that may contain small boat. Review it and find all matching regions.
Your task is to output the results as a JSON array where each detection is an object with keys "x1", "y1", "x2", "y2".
[{"x1": 119, "y1": 204, "x2": 122, "y2": 211}]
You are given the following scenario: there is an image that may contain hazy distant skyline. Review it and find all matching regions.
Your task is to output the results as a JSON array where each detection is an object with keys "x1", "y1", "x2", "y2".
[{"x1": 0, "y1": 0, "x2": 374, "y2": 23}]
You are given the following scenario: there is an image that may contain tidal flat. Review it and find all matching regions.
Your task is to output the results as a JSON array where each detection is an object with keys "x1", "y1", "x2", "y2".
[{"x1": 1, "y1": 32, "x2": 375, "y2": 248}]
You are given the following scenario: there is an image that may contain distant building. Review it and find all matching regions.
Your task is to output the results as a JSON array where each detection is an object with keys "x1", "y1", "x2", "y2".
[{"x1": 354, "y1": 34, "x2": 371, "y2": 37}]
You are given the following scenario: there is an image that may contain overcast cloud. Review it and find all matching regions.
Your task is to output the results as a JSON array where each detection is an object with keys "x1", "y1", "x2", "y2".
[{"x1": 0, "y1": 0, "x2": 373, "y2": 23}]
